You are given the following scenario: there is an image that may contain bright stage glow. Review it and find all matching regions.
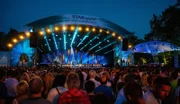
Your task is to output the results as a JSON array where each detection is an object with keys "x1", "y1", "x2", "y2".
[
  {"x1": 78, "y1": 27, "x2": 82, "y2": 31},
  {"x1": 25, "y1": 32, "x2": 30, "y2": 37},
  {"x1": 112, "y1": 33, "x2": 116, "y2": 36},
  {"x1": 46, "y1": 28, "x2": 51, "y2": 33},
  {"x1": 70, "y1": 26, "x2": 75, "y2": 31},
  {"x1": 63, "y1": 26, "x2": 67, "y2": 31},
  {"x1": 92, "y1": 28, "x2": 96, "y2": 32},
  {"x1": 39, "y1": 31, "x2": 44, "y2": 35},
  {"x1": 106, "y1": 31, "x2": 110, "y2": 34},
  {"x1": 19, "y1": 35, "x2": 24, "y2": 40},
  {"x1": 86, "y1": 27, "x2": 89, "y2": 31},
  {"x1": 13, "y1": 39, "x2": 18, "y2": 43},
  {"x1": 8, "y1": 43, "x2": 12, "y2": 48},
  {"x1": 128, "y1": 45, "x2": 132, "y2": 48},
  {"x1": 99, "y1": 29, "x2": 103, "y2": 33},
  {"x1": 54, "y1": 26, "x2": 59, "y2": 31},
  {"x1": 118, "y1": 36, "x2": 122, "y2": 40}
]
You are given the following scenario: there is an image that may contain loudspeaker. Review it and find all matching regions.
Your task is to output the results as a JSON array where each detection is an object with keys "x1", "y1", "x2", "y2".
[
  {"x1": 122, "y1": 38, "x2": 128, "y2": 51},
  {"x1": 30, "y1": 32, "x2": 38, "y2": 47}
]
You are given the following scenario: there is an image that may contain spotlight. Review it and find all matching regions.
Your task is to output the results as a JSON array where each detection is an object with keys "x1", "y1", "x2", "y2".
[
  {"x1": 70, "y1": 26, "x2": 75, "y2": 31},
  {"x1": 112, "y1": 33, "x2": 116, "y2": 36},
  {"x1": 92, "y1": 28, "x2": 96, "y2": 32},
  {"x1": 128, "y1": 45, "x2": 132, "y2": 48},
  {"x1": 54, "y1": 26, "x2": 59, "y2": 31},
  {"x1": 78, "y1": 27, "x2": 82, "y2": 31},
  {"x1": 7, "y1": 43, "x2": 12, "y2": 48},
  {"x1": 106, "y1": 31, "x2": 110, "y2": 34},
  {"x1": 118, "y1": 36, "x2": 121, "y2": 40},
  {"x1": 86, "y1": 27, "x2": 89, "y2": 31},
  {"x1": 46, "y1": 28, "x2": 51, "y2": 33},
  {"x1": 12, "y1": 38, "x2": 18, "y2": 43},
  {"x1": 25, "y1": 32, "x2": 30, "y2": 37},
  {"x1": 39, "y1": 31, "x2": 44, "y2": 35},
  {"x1": 63, "y1": 26, "x2": 67, "y2": 31},
  {"x1": 99, "y1": 29, "x2": 103, "y2": 33},
  {"x1": 19, "y1": 35, "x2": 24, "y2": 40}
]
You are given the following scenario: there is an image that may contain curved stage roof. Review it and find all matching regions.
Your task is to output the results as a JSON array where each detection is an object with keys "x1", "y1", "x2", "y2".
[
  {"x1": 133, "y1": 41, "x2": 180, "y2": 55},
  {"x1": 25, "y1": 14, "x2": 132, "y2": 55},
  {"x1": 26, "y1": 14, "x2": 132, "y2": 37}
]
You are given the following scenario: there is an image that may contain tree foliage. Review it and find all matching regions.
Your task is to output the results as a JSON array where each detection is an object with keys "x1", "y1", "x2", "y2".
[{"x1": 145, "y1": 5, "x2": 180, "y2": 46}]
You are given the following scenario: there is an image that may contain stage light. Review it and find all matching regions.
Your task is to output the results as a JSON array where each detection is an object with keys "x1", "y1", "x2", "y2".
[
  {"x1": 118, "y1": 36, "x2": 122, "y2": 40},
  {"x1": 106, "y1": 31, "x2": 110, "y2": 34},
  {"x1": 95, "y1": 41, "x2": 116, "y2": 52},
  {"x1": 19, "y1": 35, "x2": 24, "y2": 40},
  {"x1": 25, "y1": 32, "x2": 30, "y2": 37},
  {"x1": 12, "y1": 38, "x2": 18, "y2": 43},
  {"x1": 86, "y1": 27, "x2": 89, "y2": 32},
  {"x1": 54, "y1": 26, "x2": 59, "y2": 31},
  {"x1": 63, "y1": 26, "x2": 67, "y2": 31},
  {"x1": 50, "y1": 25, "x2": 58, "y2": 50},
  {"x1": 112, "y1": 33, "x2": 116, "y2": 36},
  {"x1": 56, "y1": 35, "x2": 58, "y2": 36},
  {"x1": 128, "y1": 45, "x2": 132, "y2": 48},
  {"x1": 59, "y1": 38, "x2": 61, "y2": 40},
  {"x1": 46, "y1": 28, "x2": 51, "y2": 33},
  {"x1": 78, "y1": 27, "x2": 82, "y2": 31},
  {"x1": 42, "y1": 28, "x2": 51, "y2": 51},
  {"x1": 71, "y1": 26, "x2": 75, "y2": 31},
  {"x1": 39, "y1": 31, "x2": 44, "y2": 35},
  {"x1": 77, "y1": 31, "x2": 91, "y2": 47},
  {"x1": 99, "y1": 29, "x2": 103, "y2": 33},
  {"x1": 70, "y1": 27, "x2": 78, "y2": 47},
  {"x1": 7, "y1": 43, "x2": 12, "y2": 48},
  {"x1": 63, "y1": 33, "x2": 67, "y2": 50},
  {"x1": 92, "y1": 28, "x2": 96, "y2": 32}
]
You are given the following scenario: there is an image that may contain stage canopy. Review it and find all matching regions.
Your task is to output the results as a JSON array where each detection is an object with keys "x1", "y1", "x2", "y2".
[
  {"x1": 133, "y1": 41, "x2": 180, "y2": 55},
  {"x1": 24, "y1": 14, "x2": 133, "y2": 55}
]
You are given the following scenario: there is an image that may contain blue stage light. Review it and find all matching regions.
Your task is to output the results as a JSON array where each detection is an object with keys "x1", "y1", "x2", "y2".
[
  {"x1": 50, "y1": 26, "x2": 58, "y2": 50},
  {"x1": 95, "y1": 41, "x2": 116, "y2": 52},
  {"x1": 70, "y1": 27, "x2": 78, "y2": 47},
  {"x1": 80, "y1": 34, "x2": 100, "y2": 51},
  {"x1": 42, "y1": 28, "x2": 51, "y2": 51},
  {"x1": 104, "y1": 48, "x2": 115, "y2": 54},
  {"x1": 63, "y1": 32, "x2": 67, "y2": 50},
  {"x1": 89, "y1": 35, "x2": 112, "y2": 51},
  {"x1": 77, "y1": 31, "x2": 91, "y2": 47}
]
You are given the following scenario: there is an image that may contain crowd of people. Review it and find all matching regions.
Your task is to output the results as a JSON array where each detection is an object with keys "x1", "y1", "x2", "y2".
[{"x1": 0, "y1": 66, "x2": 180, "y2": 104}]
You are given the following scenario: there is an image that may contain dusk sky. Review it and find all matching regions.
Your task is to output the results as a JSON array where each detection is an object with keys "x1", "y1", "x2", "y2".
[{"x1": 0, "y1": 0, "x2": 177, "y2": 38}]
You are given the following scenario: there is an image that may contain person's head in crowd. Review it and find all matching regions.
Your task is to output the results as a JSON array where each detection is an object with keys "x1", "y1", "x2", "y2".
[
  {"x1": 124, "y1": 81, "x2": 145, "y2": 103},
  {"x1": 153, "y1": 76, "x2": 171, "y2": 100},
  {"x1": 177, "y1": 78, "x2": 180, "y2": 87},
  {"x1": 103, "y1": 71, "x2": 110, "y2": 80},
  {"x1": 116, "y1": 82, "x2": 125, "y2": 92},
  {"x1": 65, "y1": 72, "x2": 80, "y2": 89},
  {"x1": 52, "y1": 74, "x2": 66, "y2": 88},
  {"x1": 85, "y1": 80, "x2": 95, "y2": 94},
  {"x1": 124, "y1": 74, "x2": 135, "y2": 84},
  {"x1": 100, "y1": 75, "x2": 107, "y2": 85},
  {"x1": 170, "y1": 71, "x2": 178, "y2": 81},
  {"x1": 93, "y1": 93, "x2": 109, "y2": 104},
  {"x1": 89, "y1": 70, "x2": 97, "y2": 79},
  {"x1": 16, "y1": 80, "x2": 29, "y2": 96},
  {"x1": 20, "y1": 72, "x2": 29, "y2": 83},
  {"x1": 141, "y1": 73, "x2": 148, "y2": 86},
  {"x1": 44, "y1": 73, "x2": 54, "y2": 96},
  {"x1": 77, "y1": 70, "x2": 84, "y2": 89},
  {"x1": 29, "y1": 76, "x2": 44, "y2": 97}
]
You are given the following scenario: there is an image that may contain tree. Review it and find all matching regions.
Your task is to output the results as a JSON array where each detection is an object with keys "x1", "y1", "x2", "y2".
[
  {"x1": 126, "y1": 34, "x2": 144, "y2": 46},
  {"x1": 145, "y1": 5, "x2": 180, "y2": 46}
]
